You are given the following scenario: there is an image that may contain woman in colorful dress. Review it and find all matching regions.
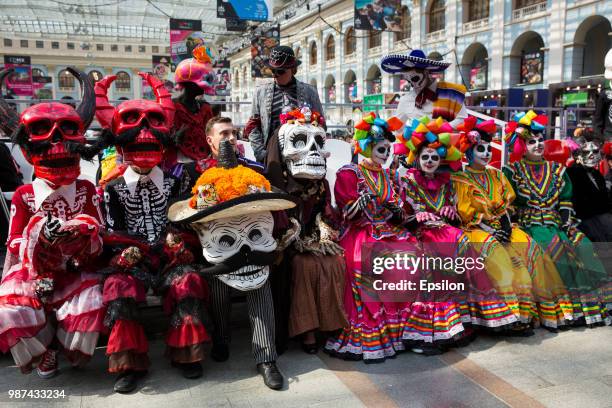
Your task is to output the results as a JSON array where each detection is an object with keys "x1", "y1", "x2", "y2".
[
  {"x1": 325, "y1": 113, "x2": 416, "y2": 362},
  {"x1": 397, "y1": 116, "x2": 522, "y2": 351},
  {"x1": 502, "y1": 111, "x2": 611, "y2": 327},
  {"x1": 452, "y1": 117, "x2": 573, "y2": 330}
]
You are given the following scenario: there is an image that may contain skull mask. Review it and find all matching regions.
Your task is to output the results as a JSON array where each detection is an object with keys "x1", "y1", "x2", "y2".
[
  {"x1": 372, "y1": 139, "x2": 391, "y2": 165},
  {"x1": 95, "y1": 72, "x2": 175, "y2": 170},
  {"x1": 193, "y1": 212, "x2": 277, "y2": 291},
  {"x1": 418, "y1": 147, "x2": 441, "y2": 175},
  {"x1": 471, "y1": 141, "x2": 492, "y2": 167},
  {"x1": 405, "y1": 68, "x2": 431, "y2": 95},
  {"x1": 278, "y1": 121, "x2": 330, "y2": 179},
  {"x1": 579, "y1": 141, "x2": 601, "y2": 168},
  {"x1": 525, "y1": 132, "x2": 545, "y2": 161},
  {"x1": 0, "y1": 67, "x2": 96, "y2": 186}
]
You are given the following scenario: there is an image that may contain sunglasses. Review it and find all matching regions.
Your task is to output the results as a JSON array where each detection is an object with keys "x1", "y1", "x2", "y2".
[{"x1": 272, "y1": 68, "x2": 287, "y2": 76}]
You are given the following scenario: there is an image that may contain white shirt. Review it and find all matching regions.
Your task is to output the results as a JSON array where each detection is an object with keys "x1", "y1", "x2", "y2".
[
  {"x1": 123, "y1": 166, "x2": 165, "y2": 196},
  {"x1": 32, "y1": 178, "x2": 76, "y2": 211}
]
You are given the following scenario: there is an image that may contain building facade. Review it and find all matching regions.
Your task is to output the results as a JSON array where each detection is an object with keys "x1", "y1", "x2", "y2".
[{"x1": 227, "y1": 0, "x2": 611, "y2": 126}]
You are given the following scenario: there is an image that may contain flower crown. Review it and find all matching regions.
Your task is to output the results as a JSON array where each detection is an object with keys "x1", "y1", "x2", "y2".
[
  {"x1": 189, "y1": 165, "x2": 271, "y2": 210},
  {"x1": 280, "y1": 107, "x2": 323, "y2": 127},
  {"x1": 395, "y1": 116, "x2": 463, "y2": 165},
  {"x1": 456, "y1": 116, "x2": 497, "y2": 152},
  {"x1": 353, "y1": 112, "x2": 402, "y2": 158},
  {"x1": 503, "y1": 110, "x2": 548, "y2": 162}
]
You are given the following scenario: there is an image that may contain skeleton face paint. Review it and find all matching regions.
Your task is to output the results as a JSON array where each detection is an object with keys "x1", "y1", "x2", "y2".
[
  {"x1": 406, "y1": 68, "x2": 430, "y2": 94},
  {"x1": 471, "y1": 141, "x2": 492, "y2": 168},
  {"x1": 419, "y1": 147, "x2": 440, "y2": 175},
  {"x1": 580, "y1": 141, "x2": 601, "y2": 168},
  {"x1": 193, "y1": 212, "x2": 277, "y2": 291},
  {"x1": 525, "y1": 133, "x2": 545, "y2": 160},
  {"x1": 372, "y1": 139, "x2": 391, "y2": 165},
  {"x1": 278, "y1": 122, "x2": 330, "y2": 179}
]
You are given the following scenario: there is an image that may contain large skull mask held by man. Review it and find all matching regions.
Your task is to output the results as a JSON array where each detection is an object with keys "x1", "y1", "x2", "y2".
[
  {"x1": 278, "y1": 107, "x2": 329, "y2": 180},
  {"x1": 167, "y1": 141, "x2": 297, "y2": 291}
]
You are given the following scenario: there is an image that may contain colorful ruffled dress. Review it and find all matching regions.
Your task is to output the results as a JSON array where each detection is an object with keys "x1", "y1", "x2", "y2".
[
  {"x1": 324, "y1": 163, "x2": 416, "y2": 362},
  {"x1": 453, "y1": 166, "x2": 574, "y2": 329},
  {"x1": 402, "y1": 169, "x2": 519, "y2": 337},
  {"x1": 503, "y1": 159, "x2": 611, "y2": 325}
]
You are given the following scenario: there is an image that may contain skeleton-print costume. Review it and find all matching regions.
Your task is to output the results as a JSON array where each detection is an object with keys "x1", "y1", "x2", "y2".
[
  {"x1": 0, "y1": 67, "x2": 106, "y2": 374},
  {"x1": 95, "y1": 72, "x2": 209, "y2": 375},
  {"x1": 265, "y1": 108, "x2": 348, "y2": 344},
  {"x1": 168, "y1": 142, "x2": 297, "y2": 370}
]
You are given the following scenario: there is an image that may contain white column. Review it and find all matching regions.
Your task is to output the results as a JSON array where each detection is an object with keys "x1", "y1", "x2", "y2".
[
  {"x1": 547, "y1": 0, "x2": 566, "y2": 85},
  {"x1": 445, "y1": 0, "x2": 459, "y2": 83},
  {"x1": 489, "y1": 0, "x2": 505, "y2": 90},
  {"x1": 132, "y1": 69, "x2": 142, "y2": 98},
  {"x1": 381, "y1": 31, "x2": 393, "y2": 93}
]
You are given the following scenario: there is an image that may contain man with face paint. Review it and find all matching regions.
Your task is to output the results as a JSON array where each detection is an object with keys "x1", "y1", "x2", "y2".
[
  {"x1": 566, "y1": 130, "x2": 612, "y2": 242},
  {"x1": 168, "y1": 142, "x2": 297, "y2": 390},
  {"x1": 380, "y1": 50, "x2": 468, "y2": 133},
  {"x1": 503, "y1": 111, "x2": 611, "y2": 327},
  {"x1": 453, "y1": 117, "x2": 574, "y2": 331},
  {"x1": 399, "y1": 116, "x2": 523, "y2": 346},
  {"x1": 325, "y1": 113, "x2": 420, "y2": 362}
]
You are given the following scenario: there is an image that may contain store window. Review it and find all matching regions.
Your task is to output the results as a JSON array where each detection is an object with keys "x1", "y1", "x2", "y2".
[
  {"x1": 368, "y1": 30, "x2": 381, "y2": 49},
  {"x1": 428, "y1": 0, "x2": 445, "y2": 33},
  {"x1": 326, "y1": 36, "x2": 335, "y2": 61},
  {"x1": 310, "y1": 42, "x2": 317, "y2": 65},
  {"x1": 58, "y1": 69, "x2": 76, "y2": 89},
  {"x1": 394, "y1": 7, "x2": 411, "y2": 42},
  {"x1": 345, "y1": 27, "x2": 356, "y2": 55}
]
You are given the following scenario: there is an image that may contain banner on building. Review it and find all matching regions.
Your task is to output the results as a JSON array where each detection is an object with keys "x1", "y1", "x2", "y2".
[
  {"x1": 3, "y1": 55, "x2": 33, "y2": 96},
  {"x1": 354, "y1": 0, "x2": 403, "y2": 31},
  {"x1": 250, "y1": 25, "x2": 280, "y2": 78},
  {"x1": 520, "y1": 51, "x2": 543, "y2": 85},
  {"x1": 170, "y1": 19, "x2": 211, "y2": 66},
  {"x1": 217, "y1": 0, "x2": 272, "y2": 22},
  {"x1": 32, "y1": 74, "x2": 53, "y2": 99},
  {"x1": 469, "y1": 61, "x2": 487, "y2": 91},
  {"x1": 151, "y1": 55, "x2": 175, "y2": 93},
  {"x1": 213, "y1": 59, "x2": 231, "y2": 96}
]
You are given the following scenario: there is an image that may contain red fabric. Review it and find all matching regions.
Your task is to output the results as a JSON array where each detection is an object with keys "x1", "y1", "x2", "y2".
[
  {"x1": 106, "y1": 319, "x2": 148, "y2": 354},
  {"x1": 0, "y1": 294, "x2": 41, "y2": 309},
  {"x1": 0, "y1": 325, "x2": 46, "y2": 352},
  {"x1": 544, "y1": 139, "x2": 570, "y2": 166},
  {"x1": 58, "y1": 308, "x2": 105, "y2": 333},
  {"x1": 102, "y1": 273, "x2": 146, "y2": 304},
  {"x1": 163, "y1": 272, "x2": 208, "y2": 314},
  {"x1": 165, "y1": 319, "x2": 210, "y2": 348},
  {"x1": 166, "y1": 101, "x2": 214, "y2": 164},
  {"x1": 409, "y1": 168, "x2": 450, "y2": 191}
]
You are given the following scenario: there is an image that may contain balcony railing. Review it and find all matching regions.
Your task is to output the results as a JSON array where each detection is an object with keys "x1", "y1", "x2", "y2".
[
  {"x1": 463, "y1": 17, "x2": 490, "y2": 34},
  {"x1": 344, "y1": 53, "x2": 357, "y2": 63},
  {"x1": 425, "y1": 29, "x2": 445, "y2": 43},
  {"x1": 512, "y1": 2, "x2": 547, "y2": 20}
]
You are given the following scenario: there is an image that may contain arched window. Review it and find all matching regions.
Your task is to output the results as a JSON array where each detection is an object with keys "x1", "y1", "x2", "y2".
[
  {"x1": 294, "y1": 46, "x2": 302, "y2": 63},
  {"x1": 88, "y1": 70, "x2": 103, "y2": 83},
  {"x1": 368, "y1": 30, "x2": 381, "y2": 49},
  {"x1": 467, "y1": 0, "x2": 489, "y2": 21},
  {"x1": 345, "y1": 27, "x2": 356, "y2": 55},
  {"x1": 326, "y1": 36, "x2": 335, "y2": 61},
  {"x1": 310, "y1": 42, "x2": 318, "y2": 65},
  {"x1": 115, "y1": 71, "x2": 131, "y2": 91},
  {"x1": 429, "y1": 0, "x2": 446, "y2": 33},
  {"x1": 58, "y1": 69, "x2": 75, "y2": 89},
  {"x1": 394, "y1": 6, "x2": 411, "y2": 42}
]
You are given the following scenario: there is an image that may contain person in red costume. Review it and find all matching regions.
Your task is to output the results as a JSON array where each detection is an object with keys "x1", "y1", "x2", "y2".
[
  {"x1": 0, "y1": 67, "x2": 106, "y2": 379},
  {"x1": 95, "y1": 72, "x2": 210, "y2": 393},
  {"x1": 165, "y1": 45, "x2": 216, "y2": 189}
]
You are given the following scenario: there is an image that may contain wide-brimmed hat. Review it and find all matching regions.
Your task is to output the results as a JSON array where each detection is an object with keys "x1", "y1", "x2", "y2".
[
  {"x1": 267, "y1": 46, "x2": 301, "y2": 69},
  {"x1": 380, "y1": 49, "x2": 451, "y2": 74},
  {"x1": 168, "y1": 141, "x2": 297, "y2": 224}
]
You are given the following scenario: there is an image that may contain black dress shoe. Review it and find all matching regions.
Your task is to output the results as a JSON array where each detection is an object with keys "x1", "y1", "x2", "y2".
[
  {"x1": 257, "y1": 362, "x2": 284, "y2": 390},
  {"x1": 211, "y1": 343, "x2": 229, "y2": 362},
  {"x1": 173, "y1": 361, "x2": 203, "y2": 379},
  {"x1": 114, "y1": 370, "x2": 146, "y2": 393},
  {"x1": 301, "y1": 342, "x2": 318, "y2": 354}
]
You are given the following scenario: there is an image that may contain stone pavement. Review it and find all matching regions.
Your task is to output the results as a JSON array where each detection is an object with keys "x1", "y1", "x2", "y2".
[{"x1": 0, "y1": 322, "x2": 610, "y2": 408}]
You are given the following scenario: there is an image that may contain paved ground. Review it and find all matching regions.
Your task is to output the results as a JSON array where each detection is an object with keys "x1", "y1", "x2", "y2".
[{"x1": 0, "y1": 309, "x2": 610, "y2": 408}]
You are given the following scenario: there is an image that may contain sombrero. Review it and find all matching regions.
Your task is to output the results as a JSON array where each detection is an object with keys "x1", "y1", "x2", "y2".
[
  {"x1": 168, "y1": 141, "x2": 297, "y2": 224},
  {"x1": 380, "y1": 49, "x2": 451, "y2": 74}
]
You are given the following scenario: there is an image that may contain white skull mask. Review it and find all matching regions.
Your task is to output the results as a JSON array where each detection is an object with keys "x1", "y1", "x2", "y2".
[
  {"x1": 278, "y1": 122, "x2": 330, "y2": 179},
  {"x1": 371, "y1": 139, "x2": 391, "y2": 165},
  {"x1": 525, "y1": 133, "x2": 545, "y2": 160},
  {"x1": 579, "y1": 141, "x2": 601, "y2": 168},
  {"x1": 471, "y1": 141, "x2": 492, "y2": 167},
  {"x1": 419, "y1": 147, "x2": 441, "y2": 175},
  {"x1": 192, "y1": 212, "x2": 277, "y2": 291},
  {"x1": 406, "y1": 68, "x2": 430, "y2": 95}
]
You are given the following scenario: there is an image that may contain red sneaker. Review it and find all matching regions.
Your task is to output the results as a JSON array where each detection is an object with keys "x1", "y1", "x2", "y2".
[{"x1": 36, "y1": 349, "x2": 58, "y2": 379}]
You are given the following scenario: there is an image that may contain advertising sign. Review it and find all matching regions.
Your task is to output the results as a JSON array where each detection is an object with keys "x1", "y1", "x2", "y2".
[
  {"x1": 469, "y1": 61, "x2": 487, "y2": 91},
  {"x1": 520, "y1": 51, "x2": 543, "y2": 85},
  {"x1": 213, "y1": 59, "x2": 231, "y2": 96},
  {"x1": 354, "y1": 0, "x2": 403, "y2": 31},
  {"x1": 250, "y1": 25, "x2": 280, "y2": 78},
  {"x1": 170, "y1": 19, "x2": 206, "y2": 66},
  {"x1": 217, "y1": 0, "x2": 273, "y2": 22},
  {"x1": 364, "y1": 93, "x2": 383, "y2": 112},
  {"x1": 3, "y1": 55, "x2": 33, "y2": 96},
  {"x1": 562, "y1": 92, "x2": 588, "y2": 106}
]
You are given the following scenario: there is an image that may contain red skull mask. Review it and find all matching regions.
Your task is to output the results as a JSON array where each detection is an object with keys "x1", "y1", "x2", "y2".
[
  {"x1": 95, "y1": 72, "x2": 175, "y2": 170},
  {"x1": 0, "y1": 67, "x2": 96, "y2": 186}
]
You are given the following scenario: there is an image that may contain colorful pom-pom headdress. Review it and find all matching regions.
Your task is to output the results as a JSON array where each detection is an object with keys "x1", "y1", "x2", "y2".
[
  {"x1": 504, "y1": 110, "x2": 548, "y2": 162},
  {"x1": 353, "y1": 112, "x2": 402, "y2": 158},
  {"x1": 395, "y1": 116, "x2": 463, "y2": 166},
  {"x1": 455, "y1": 116, "x2": 497, "y2": 162}
]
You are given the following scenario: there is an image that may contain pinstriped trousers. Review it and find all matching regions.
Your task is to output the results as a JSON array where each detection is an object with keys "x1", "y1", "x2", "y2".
[{"x1": 209, "y1": 278, "x2": 277, "y2": 364}]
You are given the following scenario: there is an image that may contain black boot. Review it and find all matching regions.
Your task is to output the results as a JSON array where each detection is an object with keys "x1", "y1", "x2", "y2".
[
  {"x1": 257, "y1": 361, "x2": 284, "y2": 390},
  {"x1": 114, "y1": 370, "x2": 146, "y2": 393},
  {"x1": 211, "y1": 343, "x2": 229, "y2": 362},
  {"x1": 172, "y1": 361, "x2": 203, "y2": 379}
]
